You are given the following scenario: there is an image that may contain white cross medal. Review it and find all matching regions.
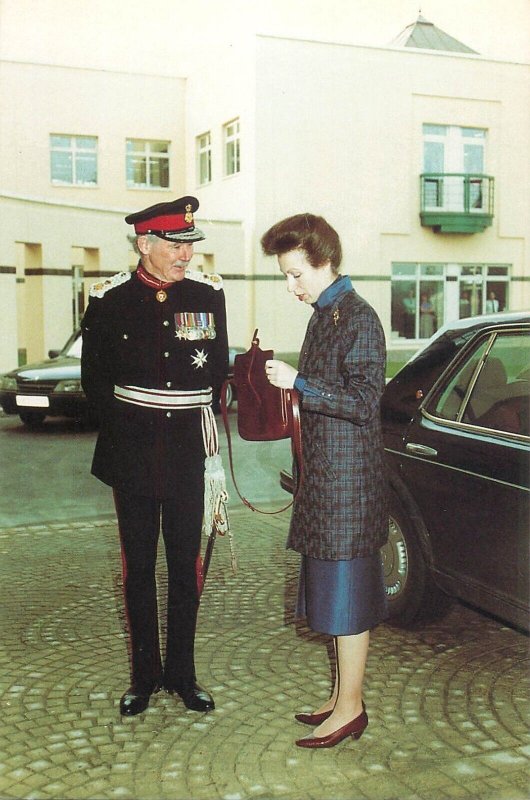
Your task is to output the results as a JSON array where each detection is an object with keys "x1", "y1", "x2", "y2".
[{"x1": 191, "y1": 349, "x2": 208, "y2": 369}]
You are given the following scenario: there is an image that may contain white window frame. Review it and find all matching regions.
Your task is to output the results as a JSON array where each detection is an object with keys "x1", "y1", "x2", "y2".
[
  {"x1": 391, "y1": 263, "x2": 510, "y2": 343},
  {"x1": 422, "y1": 124, "x2": 487, "y2": 212},
  {"x1": 50, "y1": 134, "x2": 98, "y2": 186},
  {"x1": 196, "y1": 132, "x2": 212, "y2": 186},
  {"x1": 223, "y1": 118, "x2": 240, "y2": 176},
  {"x1": 126, "y1": 139, "x2": 170, "y2": 189}
]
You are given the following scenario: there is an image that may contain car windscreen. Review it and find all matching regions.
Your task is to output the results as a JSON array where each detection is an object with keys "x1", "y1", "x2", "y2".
[{"x1": 64, "y1": 333, "x2": 82, "y2": 359}]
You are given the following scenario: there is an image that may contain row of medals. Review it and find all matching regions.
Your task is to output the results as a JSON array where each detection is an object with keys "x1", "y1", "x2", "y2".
[{"x1": 155, "y1": 288, "x2": 216, "y2": 340}]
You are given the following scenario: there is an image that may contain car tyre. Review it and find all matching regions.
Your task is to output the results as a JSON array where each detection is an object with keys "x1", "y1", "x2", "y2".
[
  {"x1": 19, "y1": 412, "x2": 46, "y2": 428},
  {"x1": 382, "y1": 485, "x2": 451, "y2": 627}
]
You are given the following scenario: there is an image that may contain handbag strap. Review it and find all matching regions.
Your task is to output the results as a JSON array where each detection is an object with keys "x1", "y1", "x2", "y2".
[{"x1": 220, "y1": 381, "x2": 303, "y2": 515}]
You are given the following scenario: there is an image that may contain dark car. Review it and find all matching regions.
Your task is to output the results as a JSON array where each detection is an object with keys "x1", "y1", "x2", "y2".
[
  {"x1": 281, "y1": 311, "x2": 529, "y2": 632},
  {"x1": 0, "y1": 329, "x2": 243, "y2": 427},
  {"x1": 382, "y1": 311, "x2": 529, "y2": 631},
  {"x1": 0, "y1": 329, "x2": 88, "y2": 427}
]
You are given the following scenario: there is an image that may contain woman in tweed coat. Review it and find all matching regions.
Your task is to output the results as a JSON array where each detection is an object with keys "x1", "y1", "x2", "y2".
[{"x1": 261, "y1": 214, "x2": 388, "y2": 749}]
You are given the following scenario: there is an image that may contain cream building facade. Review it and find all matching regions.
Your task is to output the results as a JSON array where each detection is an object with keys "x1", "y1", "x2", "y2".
[{"x1": 1, "y1": 10, "x2": 528, "y2": 371}]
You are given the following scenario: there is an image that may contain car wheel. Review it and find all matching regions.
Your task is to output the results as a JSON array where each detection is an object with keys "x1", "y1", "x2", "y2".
[
  {"x1": 19, "y1": 412, "x2": 46, "y2": 428},
  {"x1": 381, "y1": 486, "x2": 451, "y2": 627}
]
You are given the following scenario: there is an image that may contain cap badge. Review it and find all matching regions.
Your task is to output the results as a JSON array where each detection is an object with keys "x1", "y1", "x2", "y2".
[
  {"x1": 156, "y1": 290, "x2": 168, "y2": 303},
  {"x1": 184, "y1": 204, "x2": 194, "y2": 224}
]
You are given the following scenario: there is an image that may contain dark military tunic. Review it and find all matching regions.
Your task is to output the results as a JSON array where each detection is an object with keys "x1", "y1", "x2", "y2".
[
  {"x1": 80, "y1": 267, "x2": 229, "y2": 692},
  {"x1": 81, "y1": 268, "x2": 229, "y2": 498}
]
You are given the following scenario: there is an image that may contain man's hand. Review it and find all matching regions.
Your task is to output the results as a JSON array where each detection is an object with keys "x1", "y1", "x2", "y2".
[{"x1": 265, "y1": 359, "x2": 298, "y2": 389}]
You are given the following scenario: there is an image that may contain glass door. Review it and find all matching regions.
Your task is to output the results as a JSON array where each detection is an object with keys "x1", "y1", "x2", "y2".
[
  {"x1": 459, "y1": 266, "x2": 483, "y2": 319},
  {"x1": 423, "y1": 125, "x2": 486, "y2": 212}
]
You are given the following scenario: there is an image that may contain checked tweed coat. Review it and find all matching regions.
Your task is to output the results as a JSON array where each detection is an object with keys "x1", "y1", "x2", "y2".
[{"x1": 289, "y1": 282, "x2": 388, "y2": 560}]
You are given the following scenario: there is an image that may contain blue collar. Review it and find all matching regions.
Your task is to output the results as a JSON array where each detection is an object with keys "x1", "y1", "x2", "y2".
[{"x1": 313, "y1": 274, "x2": 352, "y2": 310}]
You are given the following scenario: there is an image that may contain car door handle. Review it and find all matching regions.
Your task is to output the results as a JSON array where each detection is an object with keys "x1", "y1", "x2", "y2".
[{"x1": 406, "y1": 442, "x2": 438, "y2": 457}]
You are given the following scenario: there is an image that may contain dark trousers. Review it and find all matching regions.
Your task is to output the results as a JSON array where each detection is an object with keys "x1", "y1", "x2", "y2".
[{"x1": 113, "y1": 487, "x2": 203, "y2": 692}]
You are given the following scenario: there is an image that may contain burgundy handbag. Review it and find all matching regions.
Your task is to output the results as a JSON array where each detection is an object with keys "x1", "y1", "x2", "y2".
[{"x1": 220, "y1": 330, "x2": 302, "y2": 514}]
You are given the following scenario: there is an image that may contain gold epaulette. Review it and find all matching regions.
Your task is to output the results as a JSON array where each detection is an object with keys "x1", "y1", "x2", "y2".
[
  {"x1": 185, "y1": 270, "x2": 223, "y2": 291},
  {"x1": 89, "y1": 271, "x2": 132, "y2": 298}
]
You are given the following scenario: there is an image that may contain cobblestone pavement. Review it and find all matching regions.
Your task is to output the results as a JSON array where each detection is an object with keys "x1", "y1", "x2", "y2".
[{"x1": 0, "y1": 507, "x2": 528, "y2": 800}]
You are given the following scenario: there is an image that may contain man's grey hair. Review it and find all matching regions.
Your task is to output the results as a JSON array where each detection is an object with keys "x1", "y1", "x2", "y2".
[{"x1": 127, "y1": 233, "x2": 159, "y2": 255}]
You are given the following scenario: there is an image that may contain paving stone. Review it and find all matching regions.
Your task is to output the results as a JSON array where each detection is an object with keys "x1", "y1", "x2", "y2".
[{"x1": 0, "y1": 507, "x2": 529, "y2": 800}]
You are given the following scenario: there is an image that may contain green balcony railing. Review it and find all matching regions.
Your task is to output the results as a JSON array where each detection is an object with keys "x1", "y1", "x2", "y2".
[{"x1": 420, "y1": 173, "x2": 494, "y2": 233}]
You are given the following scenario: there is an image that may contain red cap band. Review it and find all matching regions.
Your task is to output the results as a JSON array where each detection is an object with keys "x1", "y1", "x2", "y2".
[{"x1": 134, "y1": 212, "x2": 193, "y2": 234}]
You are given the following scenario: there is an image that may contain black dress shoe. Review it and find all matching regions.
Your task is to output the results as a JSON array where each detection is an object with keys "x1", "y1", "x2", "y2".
[
  {"x1": 166, "y1": 681, "x2": 215, "y2": 712},
  {"x1": 119, "y1": 685, "x2": 160, "y2": 716}
]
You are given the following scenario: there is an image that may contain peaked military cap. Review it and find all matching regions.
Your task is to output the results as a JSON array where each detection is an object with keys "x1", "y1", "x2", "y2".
[{"x1": 125, "y1": 196, "x2": 205, "y2": 242}]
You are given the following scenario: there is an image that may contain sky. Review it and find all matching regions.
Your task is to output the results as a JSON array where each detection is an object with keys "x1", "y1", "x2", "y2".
[{"x1": 1, "y1": 0, "x2": 529, "y2": 75}]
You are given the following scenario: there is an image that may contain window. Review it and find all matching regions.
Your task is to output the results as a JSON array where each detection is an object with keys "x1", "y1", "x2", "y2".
[
  {"x1": 224, "y1": 118, "x2": 240, "y2": 176},
  {"x1": 391, "y1": 263, "x2": 510, "y2": 342},
  {"x1": 126, "y1": 139, "x2": 170, "y2": 188},
  {"x1": 196, "y1": 132, "x2": 212, "y2": 185},
  {"x1": 432, "y1": 332, "x2": 530, "y2": 437},
  {"x1": 459, "y1": 265, "x2": 509, "y2": 319},
  {"x1": 422, "y1": 124, "x2": 487, "y2": 212},
  {"x1": 50, "y1": 135, "x2": 97, "y2": 186},
  {"x1": 391, "y1": 264, "x2": 444, "y2": 341}
]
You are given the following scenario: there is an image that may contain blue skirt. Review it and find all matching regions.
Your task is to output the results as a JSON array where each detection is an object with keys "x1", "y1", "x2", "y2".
[{"x1": 296, "y1": 552, "x2": 388, "y2": 636}]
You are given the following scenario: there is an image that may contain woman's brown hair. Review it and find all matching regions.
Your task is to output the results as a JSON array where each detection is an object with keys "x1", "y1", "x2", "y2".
[{"x1": 261, "y1": 213, "x2": 342, "y2": 272}]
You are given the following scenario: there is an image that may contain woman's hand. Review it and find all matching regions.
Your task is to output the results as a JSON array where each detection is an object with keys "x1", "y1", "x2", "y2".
[{"x1": 265, "y1": 359, "x2": 298, "y2": 389}]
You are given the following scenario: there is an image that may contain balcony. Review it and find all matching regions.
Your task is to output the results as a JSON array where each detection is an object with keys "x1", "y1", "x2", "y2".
[{"x1": 420, "y1": 173, "x2": 494, "y2": 233}]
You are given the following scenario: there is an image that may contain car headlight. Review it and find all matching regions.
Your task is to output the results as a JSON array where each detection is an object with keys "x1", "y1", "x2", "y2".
[
  {"x1": 0, "y1": 376, "x2": 17, "y2": 390},
  {"x1": 53, "y1": 379, "x2": 83, "y2": 393}
]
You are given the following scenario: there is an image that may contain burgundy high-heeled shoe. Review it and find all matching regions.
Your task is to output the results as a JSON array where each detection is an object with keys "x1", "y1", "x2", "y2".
[
  {"x1": 295, "y1": 700, "x2": 364, "y2": 727},
  {"x1": 294, "y1": 709, "x2": 332, "y2": 726},
  {"x1": 295, "y1": 707, "x2": 368, "y2": 749}
]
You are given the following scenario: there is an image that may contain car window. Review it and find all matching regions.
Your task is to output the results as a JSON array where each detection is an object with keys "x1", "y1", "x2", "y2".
[
  {"x1": 431, "y1": 331, "x2": 530, "y2": 436},
  {"x1": 433, "y1": 338, "x2": 489, "y2": 422},
  {"x1": 65, "y1": 334, "x2": 82, "y2": 359},
  {"x1": 461, "y1": 333, "x2": 530, "y2": 435}
]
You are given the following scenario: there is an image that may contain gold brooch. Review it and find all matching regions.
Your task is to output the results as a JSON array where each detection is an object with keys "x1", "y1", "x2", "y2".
[{"x1": 333, "y1": 309, "x2": 340, "y2": 326}]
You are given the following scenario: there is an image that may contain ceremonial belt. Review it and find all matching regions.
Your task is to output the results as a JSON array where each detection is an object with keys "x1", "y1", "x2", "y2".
[{"x1": 114, "y1": 385, "x2": 212, "y2": 409}]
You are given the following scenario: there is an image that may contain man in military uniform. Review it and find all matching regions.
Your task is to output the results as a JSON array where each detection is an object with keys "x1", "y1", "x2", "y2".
[{"x1": 81, "y1": 196, "x2": 229, "y2": 716}]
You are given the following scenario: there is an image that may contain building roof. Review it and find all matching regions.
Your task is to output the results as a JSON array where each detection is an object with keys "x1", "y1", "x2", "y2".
[{"x1": 390, "y1": 14, "x2": 478, "y2": 54}]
